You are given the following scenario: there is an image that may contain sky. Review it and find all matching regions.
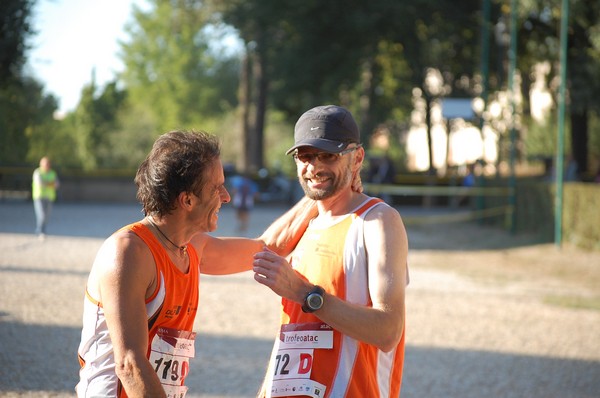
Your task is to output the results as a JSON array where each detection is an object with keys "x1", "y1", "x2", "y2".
[{"x1": 28, "y1": 0, "x2": 149, "y2": 115}]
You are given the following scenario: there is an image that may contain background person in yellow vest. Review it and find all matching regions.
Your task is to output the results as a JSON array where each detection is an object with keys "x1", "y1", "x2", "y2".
[{"x1": 32, "y1": 156, "x2": 59, "y2": 239}]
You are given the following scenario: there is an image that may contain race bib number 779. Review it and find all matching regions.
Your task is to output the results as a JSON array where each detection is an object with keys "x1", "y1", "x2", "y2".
[{"x1": 149, "y1": 327, "x2": 196, "y2": 398}]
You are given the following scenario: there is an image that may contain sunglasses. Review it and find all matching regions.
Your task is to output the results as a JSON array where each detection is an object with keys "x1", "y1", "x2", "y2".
[{"x1": 292, "y1": 144, "x2": 362, "y2": 164}]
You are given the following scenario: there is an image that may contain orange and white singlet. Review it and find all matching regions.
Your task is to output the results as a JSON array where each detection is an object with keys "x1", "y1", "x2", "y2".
[
  {"x1": 76, "y1": 223, "x2": 200, "y2": 398},
  {"x1": 263, "y1": 197, "x2": 406, "y2": 398}
]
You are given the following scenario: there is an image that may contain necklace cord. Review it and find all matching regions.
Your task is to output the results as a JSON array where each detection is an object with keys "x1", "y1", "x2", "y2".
[{"x1": 147, "y1": 217, "x2": 187, "y2": 255}]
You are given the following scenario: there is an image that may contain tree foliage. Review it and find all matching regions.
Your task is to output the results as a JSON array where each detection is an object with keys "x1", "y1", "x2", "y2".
[
  {"x1": 0, "y1": 77, "x2": 57, "y2": 164},
  {"x1": 0, "y1": 0, "x2": 35, "y2": 83},
  {"x1": 5, "y1": 0, "x2": 600, "y2": 182},
  {"x1": 215, "y1": 0, "x2": 487, "y2": 172},
  {"x1": 518, "y1": 0, "x2": 600, "y2": 175},
  {"x1": 67, "y1": 79, "x2": 128, "y2": 170},
  {"x1": 120, "y1": 0, "x2": 240, "y2": 135},
  {"x1": 0, "y1": 0, "x2": 59, "y2": 166}
]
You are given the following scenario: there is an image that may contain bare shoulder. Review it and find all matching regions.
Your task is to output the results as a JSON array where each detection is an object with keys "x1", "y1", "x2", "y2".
[
  {"x1": 363, "y1": 201, "x2": 404, "y2": 225},
  {"x1": 97, "y1": 228, "x2": 150, "y2": 267},
  {"x1": 362, "y1": 201, "x2": 407, "y2": 245},
  {"x1": 362, "y1": 202, "x2": 409, "y2": 288},
  {"x1": 89, "y1": 228, "x2": 155, "y2": 298}
]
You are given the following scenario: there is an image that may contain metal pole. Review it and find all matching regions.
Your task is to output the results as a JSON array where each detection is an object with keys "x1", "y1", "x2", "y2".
[
  {"x1": 507, "y1": 0, "x2": 517, "y2": 234},
  {"x1": 480, "y1": 0, "x2": 491, "y2": 109},
  {"x1": 477, "y1": 0, "x2": 491, "y2": 219},
  {"x1": 555, "y1": 0, "x2": 569, "y2": 247}
]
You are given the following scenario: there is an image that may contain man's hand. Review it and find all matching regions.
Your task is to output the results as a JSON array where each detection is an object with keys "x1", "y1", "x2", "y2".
[{"x1": 252, "y1": 248, "x2": 310, "y2": 303}]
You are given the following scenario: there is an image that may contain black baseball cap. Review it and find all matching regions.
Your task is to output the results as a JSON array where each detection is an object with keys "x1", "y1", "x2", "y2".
[{"x1": 286, "y1": 105, "x2": 361, "y2": 155}]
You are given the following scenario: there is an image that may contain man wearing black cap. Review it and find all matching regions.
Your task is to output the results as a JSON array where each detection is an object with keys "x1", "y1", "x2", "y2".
[{"x1": 253, "y1": 105, "x2": 409, "y2": 398}]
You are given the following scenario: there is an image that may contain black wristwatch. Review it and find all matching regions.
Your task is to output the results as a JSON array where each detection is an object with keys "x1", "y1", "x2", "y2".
[{"x1": 301, "y1": 285, "x2": 325, "y2": 313}]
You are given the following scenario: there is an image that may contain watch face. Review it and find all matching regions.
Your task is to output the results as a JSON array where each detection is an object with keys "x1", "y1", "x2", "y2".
[{"x1": 308, "y1": 293, "x2": 323, "y2": 310}]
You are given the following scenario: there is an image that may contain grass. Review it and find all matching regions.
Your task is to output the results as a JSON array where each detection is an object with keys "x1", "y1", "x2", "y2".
[{"x1": 543, "y1": 294, "x2": 600, "y2": 311}]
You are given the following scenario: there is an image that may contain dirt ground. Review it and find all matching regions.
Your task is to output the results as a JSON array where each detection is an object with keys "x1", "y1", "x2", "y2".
[{"x1": 0, "y1": 201, "x2": 598, "y2": 397}]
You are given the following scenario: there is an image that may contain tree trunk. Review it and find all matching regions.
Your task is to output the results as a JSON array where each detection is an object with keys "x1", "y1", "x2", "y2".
[
  {"x1": 422, "y1": 92, "x2": 436, "y2": 207},
  {"x1": 359, "y1": 59, "x2": 374, "y2": 138},
  {"x1": 252, "y1": 42, "x2": 268, "y2": 172},
  {"x1": 239, "y1": 49, "x2": 252, "y2": 173},
  {"x1": 424, "y1": 93, "x2": 435, "y2": 173}
]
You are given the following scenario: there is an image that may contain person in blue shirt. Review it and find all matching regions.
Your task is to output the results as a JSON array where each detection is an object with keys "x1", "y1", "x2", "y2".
[{"x1": 230, "y1": 173, "x2": 259, "y2": 234}]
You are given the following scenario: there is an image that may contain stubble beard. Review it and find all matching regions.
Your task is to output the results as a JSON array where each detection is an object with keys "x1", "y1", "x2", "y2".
[
  {"x1": 299, "y1": 165, "x2": 353, "y2": 201},
  {"x1": 300, "y1": 179, "x2": 333, "y2": 200}
]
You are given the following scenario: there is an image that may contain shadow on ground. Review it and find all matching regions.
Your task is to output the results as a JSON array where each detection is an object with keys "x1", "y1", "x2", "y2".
[
  {"x1": 402, "y1": 345, "x2": 600, "y2": 398},
  {"x1": 1, "y1": 317, "x2": 598, "y2": 398}
]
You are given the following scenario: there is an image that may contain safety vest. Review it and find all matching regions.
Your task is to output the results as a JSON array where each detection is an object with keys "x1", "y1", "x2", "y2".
[{"x1": 32, "y1": 168, "x2": 58, "y2": 201}]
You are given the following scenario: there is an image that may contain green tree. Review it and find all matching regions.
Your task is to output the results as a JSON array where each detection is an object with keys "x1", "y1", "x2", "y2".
[
  {"x1": 212, "y1": 0, "x2": 281, "y2": 172},
  {"x1": 108, "y1": 102, "x2": 159, "y2": 169},
  {"x1": 520, "y1": 0, "x2": 600, "y2": 177},
  {"x1": 26, "y1": 101, "x2": 79, "y2": 168},
  {"x1": 1, "y1": 0, "x2": 59, "y2": 166},
  {"x1": 215, "y1": 0, "x2": 415, "y2": 171},
  {"x1": 217, "y1": 0, "x2": 486, "y2": 173},
  {"x1": 387, "y1": 0, "x2": 491, "y2": 173},
  {"x1": 0, "y1": 0, "x2": 35, "y2": 83},
  {"x1": 66, "y1": 78, "x2": 128, "y2": 170},
  {"x1": 120, "y1": 0, "x2": 239, "y2": 135},
  {"x1": 1, "y1": 76, "x2": 58, "y2": 164}
]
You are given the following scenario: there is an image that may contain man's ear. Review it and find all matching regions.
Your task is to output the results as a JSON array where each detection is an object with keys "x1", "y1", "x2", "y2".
[
  {"x1": 353, "y1": 146, "x2": 365, "y2": 172},
  {"x1": 178, "y1": 191, "x2": 194, "y2": 210}
]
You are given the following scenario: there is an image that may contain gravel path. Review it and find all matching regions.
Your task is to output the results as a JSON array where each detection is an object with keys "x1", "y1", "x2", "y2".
[{"x1": 0, "y1": 201, "x2": 598, "y2": 397}]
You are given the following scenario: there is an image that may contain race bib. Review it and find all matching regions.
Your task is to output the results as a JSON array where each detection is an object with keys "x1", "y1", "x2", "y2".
[
  {"x1": 149, "y1": 327, "x2": 196, "y2": 398},
  {"x1": 269, "y1": 323, "x2": 332, "y2": 398}
]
